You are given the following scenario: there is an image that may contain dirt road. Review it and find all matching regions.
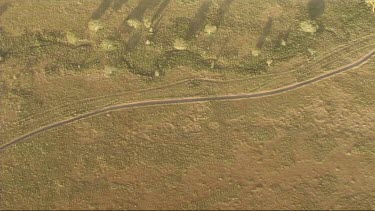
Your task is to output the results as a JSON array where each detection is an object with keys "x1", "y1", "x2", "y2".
[{"x1": 1, "y1": 50, "x2": 373, "y2": 152}]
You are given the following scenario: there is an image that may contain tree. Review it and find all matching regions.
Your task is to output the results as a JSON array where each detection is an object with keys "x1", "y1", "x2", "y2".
[{"x1": 366, "y1": 0, "x2": 375, "y2": 12}]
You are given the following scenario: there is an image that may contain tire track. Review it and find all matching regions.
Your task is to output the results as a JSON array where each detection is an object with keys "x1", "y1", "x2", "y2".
[
  {"x1": 1, "y1": 50, "x2": 373, "y2": 152},
  {"x1": 4, "y1": 35, "x2": 374, "y2": 132}
]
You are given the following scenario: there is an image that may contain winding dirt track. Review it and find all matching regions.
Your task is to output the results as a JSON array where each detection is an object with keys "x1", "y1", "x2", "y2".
[{"x1": 1, "y1": 50, "x2": 374, "y2": 152}]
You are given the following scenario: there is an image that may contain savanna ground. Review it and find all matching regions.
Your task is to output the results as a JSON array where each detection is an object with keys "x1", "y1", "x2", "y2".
[{"x1": 0, "y1": 0, "x2": 375, "y2": 209}]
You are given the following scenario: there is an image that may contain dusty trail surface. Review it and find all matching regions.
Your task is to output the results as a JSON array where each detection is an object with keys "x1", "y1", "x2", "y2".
[{"x1": 1, "y1": 50, "x2": 374, "y2": 152}]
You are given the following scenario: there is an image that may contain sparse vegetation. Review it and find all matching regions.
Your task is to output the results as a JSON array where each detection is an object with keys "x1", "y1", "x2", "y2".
[{"x1": 1, "y1": 0, "x2": 375, "y2": 210}]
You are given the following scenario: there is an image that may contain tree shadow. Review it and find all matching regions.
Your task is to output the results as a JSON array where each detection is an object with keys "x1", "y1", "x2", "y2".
[
  {"x1": 308, "y1": 0, "x2": 325, "y2": 20},
  {"x1": 126, "y1": 31, "x2": 142, "y2": 52},
  {"x1": 91, "y1": 0, "x2": 114, "y2": 20},
  {"x1": 0, "y1": 3, "x2": 10, "y2": 32},
  {"x1": 146, "y1": 0, "x2": 171, "y2": 42},
  {"x1": 121, "y1": 0, "x2": 161, "y2": 32},
  {"x1": 0, "y1": 2, "x2": 10, "y2": 16},
  {"x1": 214, "y1": 0, "x2": 234, "y2": 27},
  {"x1": 112, "y1": 0, "x2": 128, "y2": 11},
  {"x1": 256, "y1": 17, "x2": 273, "y2": 49},
  {"x1": 126, "y1": 0, "x2": 161, "y2": 21},
  {"x1": 185, "y1": 0, "x2": 212, "y2": 40},
  {"x1": 275, "y1": 27, "x2": 291, "y2": 47},
  {"x1": 151, "y1": 0, "x2": 171, "y2": 27}
]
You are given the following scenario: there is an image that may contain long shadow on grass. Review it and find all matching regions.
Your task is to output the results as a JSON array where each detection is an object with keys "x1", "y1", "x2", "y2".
[
  {"x1": 0, "y1": 3, "x2": 10, "y2": 32},
  {"x1": 126, "y1": 0, "x2": 161, "y2": 21},
  {"x1": 185, "y1": 0, "x2": 212, "y2": 40},
  {"x1": 214, "y1": 0, "x2": 234, "y2": 27},
  {"x1": 256, "y1": 17, "x2": 273, "y2": 49},
  {"x1": 121, "y1": 0, "x2": 161, "y2": 33},
  {"x1": 148, "y1": 0, "x2": 171, "y2": 41},
  {"x1": 208, "y1": 0, "x2": 234, "y2": 64},
  {"x1": 126, "y1": 31, "x2": 142, "y2": 52},
  {"x1": 112, "y1": 0, "x2": 128, "y2": 11},
  {"x1": 151, "y1": 0, "x2": 171, "y2": 27},
  {"x1": 120, "y1": 0, "x2": 164, "y2": 52},
  {"x1": 308, "y1": 0, "x2": 325, "y2": 20},
  {"x1": 91, "y1": 0, "x2": 114, "y2": 20},
  {"x1": 275, "y1": 27, "x2": 291, "y2": 47},
  {"x1": 0, "y1": 3, "x2": 9, "y2": 16},
  {"x1": 91, "y1": 0, "x2": 129, "y2": 20}
]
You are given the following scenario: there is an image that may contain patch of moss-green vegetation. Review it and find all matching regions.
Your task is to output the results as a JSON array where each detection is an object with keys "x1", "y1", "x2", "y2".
[
  {"x1": 170, "y1": 17, "x2": 192, "y2": 38},
  {"x1": 315, "y1": 174, "x2": 338, "y2": 195},
  {"x1": 186, "y1": 184, "x2": 242, "y2": 210},
  {"x1": 332, "y1": 0, "x2": 374, "y2": 29},
  {"x1": 304, "y1": 138, "x2": 338, "y2": 162},
  {"x1": 127, "y1": 47, "x2": 162, "y2": 77},
  {"x1": 9, "y1": 88, "x2": 44, "y2": 120},
  {"x1": 158, "y1": 50, "x2": 211, "y2": 71},
  {"x1": 236, "y1": 56, "x2": 268, "y2": 75},
  {"x1": 0, "y1": 31, "x2": 104, "y2": 75},
  {"x1": 351, "y1": 140, "x2": 375, "y2": 155}
]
